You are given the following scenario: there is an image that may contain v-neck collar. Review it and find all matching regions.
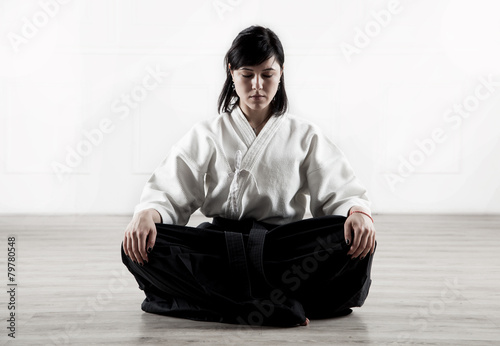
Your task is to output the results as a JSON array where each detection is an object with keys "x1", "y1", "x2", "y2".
[
  {"x1": 230, "y1": 104, "x2": 286, "y2": 171},
  {"x1": 233, "y1": 104, "x2": 272, "y2": 145},
  {"x1": 233, "y1": 104, "x2": 257, "y2": 147}
]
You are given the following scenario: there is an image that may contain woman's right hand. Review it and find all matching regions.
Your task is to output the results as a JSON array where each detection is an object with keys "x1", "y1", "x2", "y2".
[{"x1": 123, "y1": 209, "x2": 160, "y2": 265}]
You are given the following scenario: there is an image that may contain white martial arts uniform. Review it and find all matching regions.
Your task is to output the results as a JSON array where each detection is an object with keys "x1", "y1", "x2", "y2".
[{"x1": 133, "y1": 104, "x2": 370, "y2": 225}]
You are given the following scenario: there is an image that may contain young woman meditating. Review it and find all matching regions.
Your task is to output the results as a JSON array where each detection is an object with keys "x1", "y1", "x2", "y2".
[{"x1": 121, "y1": 25, "x2": 376, "y2": 327}]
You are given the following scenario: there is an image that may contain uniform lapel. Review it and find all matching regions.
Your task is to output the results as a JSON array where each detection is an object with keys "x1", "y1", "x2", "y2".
[
  {"x1": 231, "y1": 104, "x2": 256, "y2": 148},
  {"x1": 231, "y1": 105, "x2": 286, "y2": 172}
]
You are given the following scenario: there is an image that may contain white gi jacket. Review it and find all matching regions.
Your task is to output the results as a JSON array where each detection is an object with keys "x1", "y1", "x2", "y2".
[{"x1": 134, "y1": 104, "x2": 370, "y2": 225}]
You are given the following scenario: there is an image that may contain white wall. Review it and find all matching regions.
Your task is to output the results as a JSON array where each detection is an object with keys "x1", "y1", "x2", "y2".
[{"x1": 1, "y1": 0, "x2": 499, "y2": 215}]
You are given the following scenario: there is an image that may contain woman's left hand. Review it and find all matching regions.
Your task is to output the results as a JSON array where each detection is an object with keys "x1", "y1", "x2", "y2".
[{"x1": 344, "y1": 209, "x2": 376, "y2": 259}]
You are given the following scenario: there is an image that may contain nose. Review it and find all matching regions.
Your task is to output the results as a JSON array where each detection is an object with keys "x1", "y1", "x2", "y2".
[{"x1": 252, "y1": 75, "x2": 263, "y2": 90}]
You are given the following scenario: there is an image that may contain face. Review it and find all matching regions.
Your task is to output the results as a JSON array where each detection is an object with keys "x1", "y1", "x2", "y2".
[{"x1": 229, "y1": 56, "x2": 283, "y2": 116}]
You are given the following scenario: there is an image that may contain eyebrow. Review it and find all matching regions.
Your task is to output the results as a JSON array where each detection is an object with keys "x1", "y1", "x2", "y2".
[{"x1": 239, "y1": 67, "x2": 276, "y2": 71}]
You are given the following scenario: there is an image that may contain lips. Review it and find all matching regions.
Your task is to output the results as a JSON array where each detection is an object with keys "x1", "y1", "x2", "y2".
[{"x1": 251, "y1": 95, "x2": 264, "y2": 98}]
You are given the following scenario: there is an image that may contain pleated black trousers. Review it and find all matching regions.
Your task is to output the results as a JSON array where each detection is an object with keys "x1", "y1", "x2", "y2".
[{"x1": 121, "y1": 215, "x2": 375, "y2": 327}]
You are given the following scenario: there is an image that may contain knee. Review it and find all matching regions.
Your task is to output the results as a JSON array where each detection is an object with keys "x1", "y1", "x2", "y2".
[{"x1": 196, "y1": 222, "x2": 214, "y2": 229}]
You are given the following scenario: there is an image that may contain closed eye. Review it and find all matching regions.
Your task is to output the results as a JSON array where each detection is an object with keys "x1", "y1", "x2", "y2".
[{"x1": 242, "y1": 74, "x2": 274, "y2": 78}]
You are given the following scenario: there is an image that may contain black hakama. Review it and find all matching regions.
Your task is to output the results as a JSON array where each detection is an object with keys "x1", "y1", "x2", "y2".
[{"x1": 121, "y1": 215, "x2": 375, "y2": 327}]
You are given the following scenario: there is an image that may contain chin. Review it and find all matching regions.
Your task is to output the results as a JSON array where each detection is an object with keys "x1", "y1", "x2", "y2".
[
  {"x1": 250, "y1": 104, "x2": 269, "y2": 111},
  {"x1": 248, "y1": 99, "x2": 269, "y2": 107}
]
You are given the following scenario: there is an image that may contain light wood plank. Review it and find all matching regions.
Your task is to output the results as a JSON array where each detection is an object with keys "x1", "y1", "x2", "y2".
[{"x1": 0, "y1": 214, "x2": 499, "y2": 345}]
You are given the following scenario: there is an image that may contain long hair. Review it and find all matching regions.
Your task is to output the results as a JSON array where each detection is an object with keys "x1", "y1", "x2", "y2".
[{"x1": 217, "y1": 25, "x2": 288, "y2": 116}]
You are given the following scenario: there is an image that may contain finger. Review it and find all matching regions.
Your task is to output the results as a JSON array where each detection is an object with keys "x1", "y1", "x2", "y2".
[
  {"x1": 126, "y1": 234, "x2": 138, "y2": 263},
  {"x1": 123, "y1": 237, "x2": 129, "y2": 258},
  {"x1": 130, "y1": 233, "x2": 141, "y2": 264},
  {"x1": 371, "y1": 233, "x2": 376, "y2": 254},
  {"x1": 359, "y1": 234, "x2": 373, "y2": 259},
  {"x1": 343, "y1": 220, "x2": 352, "y2": 246},
  {"x1": 137, "y1": 231, "x2": 149, "y2": 263},
  {"x1": 347, "y1": 223, "x2": 361, "y2": 255},
  {"x1": 352, "y1": 229, "x2": 368, "y2": 258},
  {"x1": 133, "y1": 232, "x2": 145, "y2": 265},
  {"x1": 146, "y1": 227, "x2": 157, "y2": 254},
  {"x1": 369, "y1": 232, "x2": 375, "y2": 254},
  {"x1": 352, "y1": 225, "x2": 370, "y2": 258}
]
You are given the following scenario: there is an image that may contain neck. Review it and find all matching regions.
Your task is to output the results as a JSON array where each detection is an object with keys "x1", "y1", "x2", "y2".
[{"x1": 239, "y1": 103, "x2": 272, "y2": 132}]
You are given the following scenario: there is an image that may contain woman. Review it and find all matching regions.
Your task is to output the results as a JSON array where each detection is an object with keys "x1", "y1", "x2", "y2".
[{"x1": 121, "y1": 25, "x2": 376, "y2": 327}]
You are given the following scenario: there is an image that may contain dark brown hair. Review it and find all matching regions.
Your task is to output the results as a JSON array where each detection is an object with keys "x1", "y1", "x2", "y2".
[{"x1": 217, "y1": 25, "x2": 288, "y2": 116}]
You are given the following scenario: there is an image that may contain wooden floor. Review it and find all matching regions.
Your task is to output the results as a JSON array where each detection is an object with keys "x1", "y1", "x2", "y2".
[{"x1": 0, "y1": 214, "x2": 499, "y2": 345}]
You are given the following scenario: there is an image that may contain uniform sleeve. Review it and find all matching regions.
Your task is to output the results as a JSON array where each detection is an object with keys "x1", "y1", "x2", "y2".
[
  {"x1": 304, "y1": 130, "x2": 371, "y2": 218},
  {"x1": 133, "y1": 126, "x2": 209, "y2": 225}
]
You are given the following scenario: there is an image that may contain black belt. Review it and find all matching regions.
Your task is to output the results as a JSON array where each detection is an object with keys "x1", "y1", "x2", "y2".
[{"x1": 218, "y1": 218, "x2": 271, "y2": 299}]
